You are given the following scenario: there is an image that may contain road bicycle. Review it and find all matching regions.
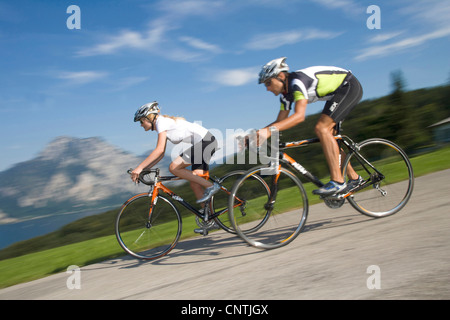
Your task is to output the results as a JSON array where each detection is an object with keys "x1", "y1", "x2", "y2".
[
  {"x1": 228, "y1": 125, "x2": 414, "y2": 250},
  {"x1": 115, "y1": 168, "x2": 269, "y2": 260}
]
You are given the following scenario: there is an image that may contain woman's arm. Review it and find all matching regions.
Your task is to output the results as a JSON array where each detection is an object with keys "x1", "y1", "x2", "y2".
[{"x1": 131, "y1": 131, "x2": 167, "y2": 183}]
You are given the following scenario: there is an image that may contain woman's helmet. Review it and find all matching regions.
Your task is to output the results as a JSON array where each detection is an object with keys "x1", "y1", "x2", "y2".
[
  {"x1": 134, "y1": 101, "x2": 160, "y2": 122},
  {"x1": 258, "y1": 57, "x2": 289, "y2": 84}
]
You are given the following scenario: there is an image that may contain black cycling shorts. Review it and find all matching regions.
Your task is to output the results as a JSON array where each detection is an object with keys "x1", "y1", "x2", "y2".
[
  {"x1": 180, "y1": 132, "x2": 217, "y2": 171},
  {"x1": 322, "y1": 73, "x2": 363, "y2": 123}
]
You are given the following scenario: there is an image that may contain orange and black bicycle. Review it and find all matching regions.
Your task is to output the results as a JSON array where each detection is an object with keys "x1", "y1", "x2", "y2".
[
  {"x1": 228, "y1": 125, "x2": 414, "y2": 250},
  {"x1": 115, "y1": 168, "x2": 269, "y2": 260}
]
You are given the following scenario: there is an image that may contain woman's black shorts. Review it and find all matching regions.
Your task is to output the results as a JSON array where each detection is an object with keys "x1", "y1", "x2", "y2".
[{"x1": 180, "y1": 132, "x2": 217, "y2": 171}]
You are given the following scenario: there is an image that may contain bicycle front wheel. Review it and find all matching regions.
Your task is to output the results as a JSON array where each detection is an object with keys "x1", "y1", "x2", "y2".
[
  {"x1": 211, "y1": 170, "x2": 269, "y2": 234},
  {"x1": 115, "y1": 194, "x2": 182, "y2": 260},
  {"x1": 228, "y1": 166, "x2": 308, "y2": 249},
  {"x1": 342, "y1": 138, "x2": 414, "y2": 218}
]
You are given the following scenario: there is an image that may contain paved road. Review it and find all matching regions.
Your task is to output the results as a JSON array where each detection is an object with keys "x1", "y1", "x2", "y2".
[{"x1": 1, "y1": 170, "x2": 449, "y2": 300}]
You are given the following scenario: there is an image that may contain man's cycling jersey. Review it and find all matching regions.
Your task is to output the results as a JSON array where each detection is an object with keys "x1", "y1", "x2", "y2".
[{"x1": 280, "y1": 66, "x2": 350, "y2": 110}]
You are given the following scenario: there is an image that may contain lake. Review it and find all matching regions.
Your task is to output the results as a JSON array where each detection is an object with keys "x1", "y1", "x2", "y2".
[{"x1": 0, "y1": 208, "x2": 117, "y2": 250}]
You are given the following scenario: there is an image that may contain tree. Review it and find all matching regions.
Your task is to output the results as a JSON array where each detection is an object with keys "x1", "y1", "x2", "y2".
[
  {"x1": 387, "y1": 70, "x2": 426, "y2": 150},
  {"x1": 390, "y1": 70, "x2": 407, "y2": 106}
]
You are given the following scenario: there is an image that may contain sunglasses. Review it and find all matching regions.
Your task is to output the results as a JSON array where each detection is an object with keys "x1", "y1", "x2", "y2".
[{"x1": 264, "y1": 79, "x2": 273, "y2": 87}]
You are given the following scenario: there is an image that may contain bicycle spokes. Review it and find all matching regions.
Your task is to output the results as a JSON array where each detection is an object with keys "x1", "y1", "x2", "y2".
[
  {"x1": 343, "y1": 138, "x2": 413, "y2": 218},
  {"x1": 229, "y1": 166, "x2": 308, "y2": 249},
  {"x1": 115, "y1": 195, "x2": 182, "y2": 260}
]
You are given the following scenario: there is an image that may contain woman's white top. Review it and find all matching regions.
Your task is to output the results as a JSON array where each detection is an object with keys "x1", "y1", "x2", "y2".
[{"x1": 155, "y1": 116, "x2": 208, "y2": 144}]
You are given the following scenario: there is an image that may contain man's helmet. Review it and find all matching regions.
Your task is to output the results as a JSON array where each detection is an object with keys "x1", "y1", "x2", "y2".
[
  {"x1": 258, "y1": 57, "x2": 289, "y2": 84},
  {"x1": 134, "y1": 101, "x2": 160, "y2": 122}
]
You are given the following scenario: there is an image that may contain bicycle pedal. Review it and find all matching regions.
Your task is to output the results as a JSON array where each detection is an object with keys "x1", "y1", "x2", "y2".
[
  {"x1": 194, "y1": 228, "x2": 209, "y2": 236},
  {"x1": 320, "y1": 194, "x2": 344, "y2": 200}
]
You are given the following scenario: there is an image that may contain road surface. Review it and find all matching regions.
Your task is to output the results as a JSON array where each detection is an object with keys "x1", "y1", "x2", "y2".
[{"x1": 1, "y1": 169, "x2": 449, "y2": 300}]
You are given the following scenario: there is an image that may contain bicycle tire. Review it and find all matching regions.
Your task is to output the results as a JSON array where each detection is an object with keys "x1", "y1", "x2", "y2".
[
  {"x1": 342, "y1": 138, "x2": 414, "y2": 218},
  {"x1": 228, "y1": 165, "x2": 308, "y2": 249},
  {"x1": 211, "y1": 170, "x2": 270, "y2": 234},
  {"x1": 115, "y1": 194, "x2": 182, "y2": 260}
]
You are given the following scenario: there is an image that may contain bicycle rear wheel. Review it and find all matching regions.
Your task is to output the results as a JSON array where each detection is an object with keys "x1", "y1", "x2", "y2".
[
  {"x1": 228, "y1": 166, "x2": 308, "y2": 249},
  {"x1": 342, "y1": 138, "x2": 414, "y2": 218},
  {"x1": 115, "y1": 194, "x2": 182, "y2": 260},
  {"x1": 210, "y1": 170, "x2": 244, "y2": 233},
  {"x1": 211, "y1": 170, "x2": 270, "y2": 234}
]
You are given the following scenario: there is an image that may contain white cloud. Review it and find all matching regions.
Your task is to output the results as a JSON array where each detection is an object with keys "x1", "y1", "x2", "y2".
[
  {"x1": 76, "y1": 24, "x2": 210, "y2": 62},
  {"x1": 356, "y1": 27, "x2": 450, "y2": 61},
  {"x1": 77, "y1": 26, "x2": 166, "y2": 57},
  {"x1": 212, "y1": 67, "x2": 260, "y2": 87},
  {"x1": 77, "y1": 0, "x2": 227, "y2": 60},
  {"x1": 246, "y1": 29, "x2": 342, "y2": 50},
  {"x1": 179, "y1": 36, "x2": 223, "y2": 54},
  {"x1": 368, "y1": 31, "x2": 404, "y2": 43},
  {"x1": 401, "y1": 0, "x2": 450, "y2": 28},
  {"x1": 57, "y1": 71, "x2": 108, "y2": 84},
  {"x1": 355, "y1": 1, "x2": 450, "y2": 61},
  {"x1": 156, "y1": 0, "x2": 225, "y2": 18},
  {"x1": 307, "y1": 0, "x2": 364, "y2": 15}
]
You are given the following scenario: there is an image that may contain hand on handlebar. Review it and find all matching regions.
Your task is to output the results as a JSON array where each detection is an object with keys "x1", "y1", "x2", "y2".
[
  {"x1": 236, "y1": 135, "x2": 249, "y2": 152},
  {"x1": 256, "y1": 128, "x2": 271, "y2": 147},
  {"x1": 237, "y1": 128, "x2": 271, "y2": 152},
  {"x1": 130, "y1": 167, "x2": 142, "y2": 184}
]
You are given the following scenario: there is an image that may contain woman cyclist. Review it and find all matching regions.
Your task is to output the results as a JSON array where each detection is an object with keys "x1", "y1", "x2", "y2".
[{"x1": 131, "y1": 101, "x2": 220, "y2": 204}]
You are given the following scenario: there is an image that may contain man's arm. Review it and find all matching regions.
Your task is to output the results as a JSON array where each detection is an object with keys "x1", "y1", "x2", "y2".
[
  {"x1": 258, "y1": 99, "x2": 308, "y2": 143},
  {"x1": 266, "y1": 109, "x2": 290, "y2": 127},
  {"x1": 268, "y1": 99, "x2": 307, "y2": 131}
]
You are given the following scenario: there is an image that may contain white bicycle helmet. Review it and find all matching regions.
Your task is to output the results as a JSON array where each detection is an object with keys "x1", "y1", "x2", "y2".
[
  {"x1": 258, "y1": 57, "x2": 289, "y2": 84},
  {"x1": 134, "y1": 101, "x2": 160, "y2": 122}
]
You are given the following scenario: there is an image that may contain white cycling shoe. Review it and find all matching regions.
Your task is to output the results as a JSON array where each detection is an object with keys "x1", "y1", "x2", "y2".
[
  {"x1": 196, "y1": 182, "x2": 221, "y2": 203},
  {"x1": 312, "y1": 180, "x2": 347, "y2": 197}
]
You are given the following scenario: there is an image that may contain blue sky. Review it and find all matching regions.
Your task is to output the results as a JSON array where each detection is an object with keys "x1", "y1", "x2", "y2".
[{"x1": 1, "y1": 0, "x2": 449, "y2": 171}]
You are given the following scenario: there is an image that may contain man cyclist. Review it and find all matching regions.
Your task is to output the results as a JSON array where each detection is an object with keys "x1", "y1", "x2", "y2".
[{"x1": 256, "y1": 57, "x2": 363, "y2": 196}]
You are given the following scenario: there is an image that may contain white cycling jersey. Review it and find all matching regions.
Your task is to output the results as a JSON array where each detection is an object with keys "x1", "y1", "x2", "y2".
[{"x1": 155, "y1": 116, "x2": 208, "y2": 145}]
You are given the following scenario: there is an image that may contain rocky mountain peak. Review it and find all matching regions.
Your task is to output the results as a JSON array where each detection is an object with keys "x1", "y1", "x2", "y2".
[
  {"x1": 38, "y1": 136, "x2": 115, "y2": 161},
  {"x1": 0, "y1": 136, "x2": 158, "y2": 222}
]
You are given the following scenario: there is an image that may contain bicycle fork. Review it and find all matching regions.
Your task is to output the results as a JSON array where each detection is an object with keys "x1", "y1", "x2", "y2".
[
  {"x1": 264, "y1": 166, "x2": 282, "y2": 212},
  {"x1": 145, "y1": 181, "x2": 160, "y2": 229}
]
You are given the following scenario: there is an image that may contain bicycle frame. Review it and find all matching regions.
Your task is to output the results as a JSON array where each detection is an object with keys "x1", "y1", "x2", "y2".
[
  {"x1": 276, "y1": 134, "x2": 383, "y2": 198},
  {"x1": 141, "y1": 170, "x2": 240, "y2": 222},
  {"x1": 277, "y1": 136, "x2": 343, "y2": 188}
]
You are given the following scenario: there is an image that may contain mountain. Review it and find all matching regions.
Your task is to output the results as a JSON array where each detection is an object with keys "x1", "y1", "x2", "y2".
[{"x1": 0, "y1": 136, "x2": 173, "y2": 223}]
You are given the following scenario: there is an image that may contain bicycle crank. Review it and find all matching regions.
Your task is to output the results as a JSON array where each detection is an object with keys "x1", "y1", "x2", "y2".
[
  {"x1": 323, "y1": 197, "x2": 345, "y2": 209},
  {"x1": 195, "y1": 216, "x2": 219, "y2": 234},
  {"x1": 239, "y1": 201, "x2": 247, "y2": 216}
]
